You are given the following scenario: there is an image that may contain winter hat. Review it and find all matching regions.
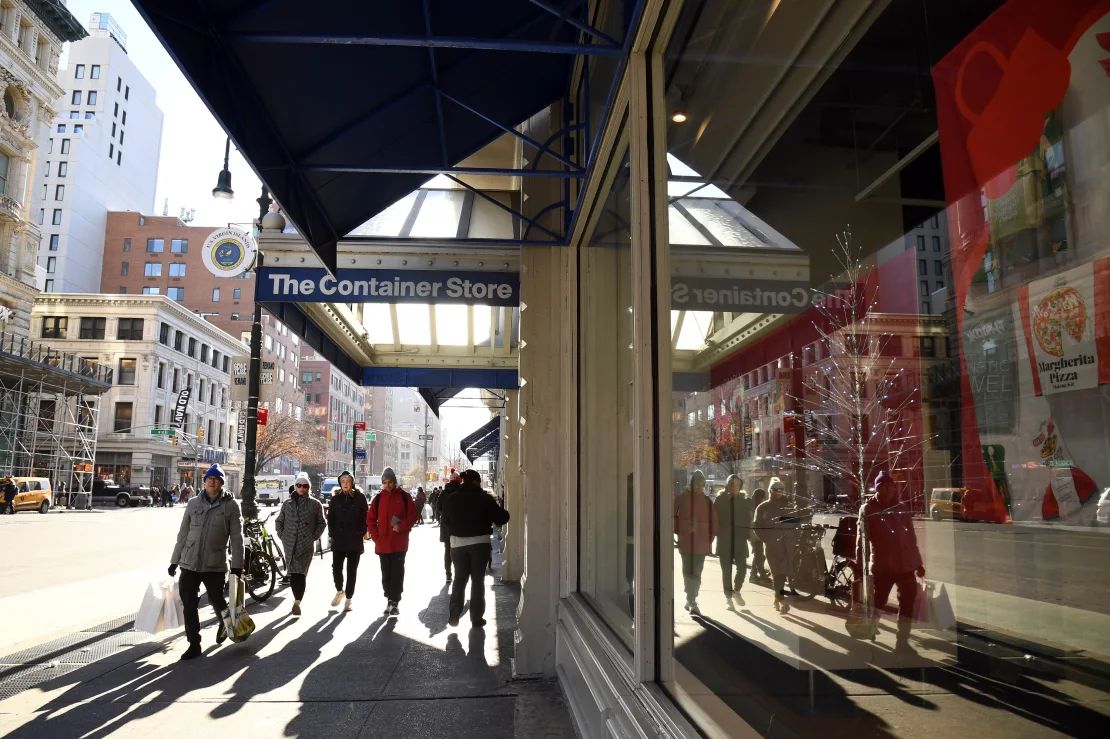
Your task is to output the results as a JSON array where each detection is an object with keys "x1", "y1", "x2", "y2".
[
  {"x1": 295, "y1": 471, "x2": 311, "y2": 487},
  {"x1": 338, "y1": 470, "x2": 354, "y2": 483},
  {"x1": 381, "y1": 467, "x2": 397, "y2": 483},
  {"x1": 870, "y1": 470, "x2": 893, "y2": 491},
  {"x1": 462, "y1": 469, "x2": 481, "y2": 485},
  {"x1": 203, "y1": 463, "x2": 226, "y2": 482},
  {"x1": 768, "y1": 476, "x2": 785, "y2": 493},
  {"x1": 690, "y1": 469, "x2": 706, "y2": 489}
]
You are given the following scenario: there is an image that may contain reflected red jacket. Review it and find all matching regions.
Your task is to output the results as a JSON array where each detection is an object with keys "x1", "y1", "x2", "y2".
[
  {"x1": 367, "y1": 488, "x2": 419, "y2": 554},
  {"x1": 674, "y1": 489, "x2": 717, "y2": 556}
]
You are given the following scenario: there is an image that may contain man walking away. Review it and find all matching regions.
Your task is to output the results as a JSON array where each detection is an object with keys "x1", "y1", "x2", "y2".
[
  {"x1": 857, "y1": 470, "x2": 925, "y2": 653},
  {"x1": 436, "y1": 469, "x2": 463, "y2": 583},
  {"x1": 748, "y1": 488, "x2": 770, "y2": 581},
  {"x1": 2, "y1": 476, "x2": 16, "y2": 514},
  {"x1": 443, "y1": 469, "x2": 510, "y2": 628},
  {"x1": 276, "y1": 472, "x2": 327, "y2": 616},
  {"x1": 715, "y1": 475, "x2": 753, "y2": 609},
  {"x1": 367, "y1": 467, "x2": 418, "y2": 616},
  {"x1": 327, "y1": 470, "x2": 368, "y2": 612},
  {"x1": 414, "y1": 487, "x2": 427, "y2": 525},
  {"x1": 168, "y1": 464, "x2": 243, "y2": 660},
  {"x1": 429, "y1": 488, "x2": 441, "y2": 523}
]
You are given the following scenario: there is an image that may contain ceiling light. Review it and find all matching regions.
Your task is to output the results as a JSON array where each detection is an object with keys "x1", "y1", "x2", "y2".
[{"x1": 672, "y1": 112, "x2": 688, "y2": 124}]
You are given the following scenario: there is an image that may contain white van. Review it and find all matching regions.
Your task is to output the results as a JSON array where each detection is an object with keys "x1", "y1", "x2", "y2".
[{"x1": 255, "y1": 475, "x2": 296, "y2": 506}]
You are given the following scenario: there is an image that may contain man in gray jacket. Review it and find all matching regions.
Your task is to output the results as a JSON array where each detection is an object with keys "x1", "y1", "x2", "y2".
[{"x1": 169, "y1": 464, "x2": 244, "y2": 660}]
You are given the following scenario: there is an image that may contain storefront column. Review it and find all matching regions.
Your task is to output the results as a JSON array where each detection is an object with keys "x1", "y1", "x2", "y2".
[
  {"x1": 513, "y1": 239, "x2": 574, "y2": 678},
  {"x1": 500, "y1": 391, "x2": 524, "y2": 582}
]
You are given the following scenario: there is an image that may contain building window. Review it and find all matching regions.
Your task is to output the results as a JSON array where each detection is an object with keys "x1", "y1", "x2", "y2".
[
  {"x1": 147, "y1": 238, "x2": 164, "y2": 253},
  {"x1": 49, "y1": 234, "x2": 59, "y2": 250},
  {"x1": 125, "y1": 85, "x2": 129, "y2": 100},
  {"x1": 117, "y1": 76, "x2": 122, "y2": 91},
  {"x1": 60, "y1": 139, "x2": 70, "y2": 154},
  {"x1": 118, "y1": 287, "x2": 126, "y2": 294},
  {"x1": 122, "y1": 110, "x2": 127, "y2": 125},
  {"x1": 69, "y1": 110, "x2": 79, "y2": 120},
  {"x1": 222, "y1": 356, "x2": 229, "y2": 373},
  {"x1": 44, "y1": 279, "x2": 54, "y2": 292},
  {"x1": 71, "y1": 90, "x2": 81, "y2": 105},
  {"x1": 918, "y1": 259, "x2": 927, "y2": 276},
  {"x1": 57, "y1": 124, "x2": 66, "y2": 133},
  {"x1": 934, "y1": 260, "x2": 943, "y2": 276},
  {"x1": 51, "y1": 209, "x2": 61, "y2": 225},
  {"x1": 159, "y1": 322, "x2": 170, "y2": 345},
  {"x1": 58, "y1": 162, "x2": 67, "y2": 176},
  {"x1": 111, "y1": 122, "x2": 116, "y2": 138},
  {"x1": 117, "y1": 358, "x2": 137, "y2": 385},
  {"x1": 117, "y1": 151, "x2": 121, "y2": 166},
  {"x1": 188, "y1": 337, "x2": 196, "y2": 357},
  {"x1": 168, "y1": 287, "x2": 185, "y2": 302},
  {"x1": 230, "y1": 312, "x2": 239, "y2": 321},
  {"x1": 174, "y1": 331, "x2": 184, "y2": 351},
  {"x1": 75, "y1": 64, "x2": 85, "y2": 78},
  {"x1": 113, "y1": 102, "x2": 118, "y2": 117},
  {"x1": 233, "y1": 288, "x2": 241, "y2": 300},
  {"x1": 154, "y1": 405, "x2": 163, "y2": 425},
  {"x1": 200, "y1": 345, "x2": 209, "y2": 363},
  {"x1": 73, "y1": 124, "x2": 82, "y2": 133},
  {"x1": 142, "y1": 287, "x2": 160, "y2": 295},
  {"x1": 932, "y1": 235, "x2": 941, "y2": 252},
  {"x1": 920, "y1": 336, "x2": 937, "y2": 358},
  {"x1": 212, "y1": 287, "x2": 220, "y2": 302},
  {"x1": 55, "y1": 184, "x2": 64, "y2": 200},
  {"x1": 78, "y1": 317, "x2": 106, "y2": 339},
  {"x1": 87, "y1": 91, "x2": 97, "y2": 105},
  {"x1": 46, "y1": 256, "x2": 56, "y2": 273},
  {"x1": 41, "y1": 316, "x2": 67, "y2": 339},
  {"x1": 144, "y1": 262, "x2": 162, "y2": 277},
  {"x1": 168, "y1": 263, "x2": 186, "y2": 278},
  {"x1": 117, "y1": 318, "x2": 144, "y2": 340},
  {"x1": 120, "y1": 261, "x2": 129, "y2": 276},
  {"x1": 157, "y1": 363, "x2": 165, "y2": 389},
  {"x1": 123, "y1": 237, "x2": 131, "y2": 252},
  {"x1": 91, "y1": 64, "x2": 100, "y2": 79},
  {"x1": 113, "y1": 402, "x2": 133, "y2": 433},
  {"x1": 170, "y1": 238, "x2": 188, "y2": 253},
  {"x1": 917, "y1": 235, "x2": 925, "y2": 250},
  {"x1": 172, "y1": 368, "x2": 179, "y2": 392},
  {"x1": 119, "y1": 130, "x2": 124, "y2": 144},
  {"x1": 109, "y1": 143, "x2": 114, "y2": 158}
]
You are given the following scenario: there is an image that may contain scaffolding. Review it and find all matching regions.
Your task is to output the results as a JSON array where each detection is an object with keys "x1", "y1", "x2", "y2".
[{"x1": 0, "y1": 329, "x2": 111, "y2": 493}]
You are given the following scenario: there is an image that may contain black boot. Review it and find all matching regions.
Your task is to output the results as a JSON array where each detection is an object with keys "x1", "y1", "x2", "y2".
[{"x1": 180, "y1": 643, "x2": 202, "y2": 661}]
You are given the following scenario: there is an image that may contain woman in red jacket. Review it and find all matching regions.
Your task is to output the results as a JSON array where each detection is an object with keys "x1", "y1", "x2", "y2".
[
  {"x1": 366, "y1": 467, "x2": 419, "y2": 616},
  {"x1": 674, "y1": 470, "x2": 717, "y2": 615}
]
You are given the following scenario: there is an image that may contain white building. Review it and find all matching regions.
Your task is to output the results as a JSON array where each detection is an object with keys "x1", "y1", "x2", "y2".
[
  {"x1": 31, "y1": 294, "x2": 245, "y2": 492},
  {"x1": 389, "y1": 387, "x2": 440, "y2": 485},
  {"x1": 33, "y1": 11, "x2": 162, "y2": 293},
  {"x1": 0, "y1": 0, "x2": 84, "y2": 337}
]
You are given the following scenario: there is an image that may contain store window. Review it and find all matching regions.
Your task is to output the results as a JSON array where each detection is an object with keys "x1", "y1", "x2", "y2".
[
  {"x1": 659, "y1": 1, "x2": 1110, "y2": 736},
  {"x1": 578, "y1": 137, "x2": 635, "y2": 647}
]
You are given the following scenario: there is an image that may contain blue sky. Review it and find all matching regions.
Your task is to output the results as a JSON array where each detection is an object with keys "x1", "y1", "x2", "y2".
[{"x1": 63, "y1": 0, "x2": 263, "y2": 228}]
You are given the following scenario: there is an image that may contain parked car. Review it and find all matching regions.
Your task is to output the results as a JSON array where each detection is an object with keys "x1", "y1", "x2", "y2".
[
  {"x1": 319, "y1": 477, "x2": 340, "y2": 504},
  {"x1": 91, "y1": 479, "x2": 151, "y2": 508},
  {"x1": 10, "y1": 477, "x2": 53, "y2": 514},
  {"x1": 929, "y1": 488, "x2": 966, "y2": 521},
  {"x1": 1096, "y1": 488, "x2": 1110, "y2": 526}
]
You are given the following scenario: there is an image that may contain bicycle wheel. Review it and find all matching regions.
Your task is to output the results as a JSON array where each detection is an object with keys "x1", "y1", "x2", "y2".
[
  {"x1": 827, "y1": 559, "x2": 859, "y2": 610},
  {"x1": 245, "y1": 548, "x2": 277, "y2": 603},
  {"x1": 267, "y1": 538, "x2": 288, "y2": 575},
  {"x1": 791, "y1": 551, "x2": 824, "y2": 600}
]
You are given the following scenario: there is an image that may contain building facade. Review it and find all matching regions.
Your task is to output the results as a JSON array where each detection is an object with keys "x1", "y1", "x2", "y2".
[
  {"x1": 389, "y1": 387, "x2": 440, "y2": 486},
  {"x1": 299, "y1": 348, "x2": 366, "y2": 479},
  {"x1": 30, "y1": 294, "x2": 244, "y2": 491},
  {"x1": 33, "y1": 12, "x2": 162, "y2": 294}
]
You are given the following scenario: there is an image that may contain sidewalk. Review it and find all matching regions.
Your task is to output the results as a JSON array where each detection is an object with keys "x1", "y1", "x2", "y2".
[{"x1": 0, "y1": 525, "x2": 576, "y2": 738}]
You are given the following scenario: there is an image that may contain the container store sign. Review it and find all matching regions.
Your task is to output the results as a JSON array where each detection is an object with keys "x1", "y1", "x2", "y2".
[
  {"x1": 202, "y1": 227, "x2": 258, "y2": 278},
  {"x1": 256, "y1": 267, "x2": 520, "y2": 307}
]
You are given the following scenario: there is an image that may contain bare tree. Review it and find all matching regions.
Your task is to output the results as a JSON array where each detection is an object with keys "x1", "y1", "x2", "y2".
[{"x1": 254, "y1": 413, "x2": 328, "y2": 473}]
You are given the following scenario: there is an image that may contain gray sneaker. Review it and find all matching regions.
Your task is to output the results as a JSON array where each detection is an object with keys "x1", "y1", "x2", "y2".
[{"x1": 388, "y1": 602, "x2": 400, "y2": 617}]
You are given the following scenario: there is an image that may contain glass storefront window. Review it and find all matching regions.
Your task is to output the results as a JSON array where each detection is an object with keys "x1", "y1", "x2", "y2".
[
  {"x1": 579, "y1": 138, "x2": 636, "y2": 647},
  {"x1": 659, "y1": 1, "x2": 1110, "y2": 735}
]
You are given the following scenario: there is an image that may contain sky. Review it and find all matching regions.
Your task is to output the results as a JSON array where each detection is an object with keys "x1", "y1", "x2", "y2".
[{"x1": 63, "y1": 0, "x2": 264, "y2": 228}]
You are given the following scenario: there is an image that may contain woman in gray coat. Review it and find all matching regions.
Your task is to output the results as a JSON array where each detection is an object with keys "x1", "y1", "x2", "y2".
[{"x1": 276, "y1": 472, "x2": 326, "y2": 616}]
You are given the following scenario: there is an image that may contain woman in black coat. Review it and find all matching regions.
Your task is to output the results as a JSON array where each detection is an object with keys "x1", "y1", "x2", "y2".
[{"x1": 327, "y1": 470, "x2": 369, "y2": 611}]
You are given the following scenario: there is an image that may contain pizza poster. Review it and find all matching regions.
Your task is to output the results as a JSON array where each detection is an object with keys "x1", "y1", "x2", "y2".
[{"x1": 1018, "y1": 259, "x2": 1109, "y2": 395}]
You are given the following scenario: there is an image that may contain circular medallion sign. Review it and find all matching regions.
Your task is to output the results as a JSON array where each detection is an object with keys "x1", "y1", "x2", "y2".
[{"x1": 201, "y1": 227, "x2": 258, "y2": 278}]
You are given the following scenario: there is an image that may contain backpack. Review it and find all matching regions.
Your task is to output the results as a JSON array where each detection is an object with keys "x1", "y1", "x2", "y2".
[{"x1": 370, "y1": 489, "x2": 410, "y2": 523}]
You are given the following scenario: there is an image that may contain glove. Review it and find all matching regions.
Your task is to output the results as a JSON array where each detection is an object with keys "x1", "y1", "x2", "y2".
[
  {"x1": 915, "y1": 566, "x2": 926, "y2": 578},
  {"x1": 230, "y1": 567, "x2": 243, "y2": 576},
  {"x1": 167, "y1": 564, "x2": 177, "y2": 577}
]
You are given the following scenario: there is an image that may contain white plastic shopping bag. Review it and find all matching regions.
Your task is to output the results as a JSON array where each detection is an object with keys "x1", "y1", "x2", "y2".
[
  {"x1": 135, "y1": 580, "x2": 167, "y2": 634},
  {"x1": 162, "y1": 578, "x2": 184, "y2": 630}
]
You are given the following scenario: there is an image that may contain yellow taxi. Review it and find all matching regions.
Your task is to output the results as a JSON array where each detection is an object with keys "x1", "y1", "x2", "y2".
[{"x1": 9, "y1": 477, "x2": 54, "y2": 514}]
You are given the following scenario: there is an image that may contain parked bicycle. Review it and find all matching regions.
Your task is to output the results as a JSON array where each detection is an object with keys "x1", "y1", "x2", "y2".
[
  {"x1": 784, "y1": 518, "x2": 860, "y2": 610},
  {"x1": 240, "y1": 511, "x2": 286, "y2": 603}
]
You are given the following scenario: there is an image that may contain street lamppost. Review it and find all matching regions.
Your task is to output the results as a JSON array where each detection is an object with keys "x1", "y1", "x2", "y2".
[{"x1": 212, "y1": 136, "x2": 270, "y2": 520}]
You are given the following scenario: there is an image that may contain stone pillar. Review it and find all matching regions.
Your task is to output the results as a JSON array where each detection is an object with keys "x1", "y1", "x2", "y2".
[{"x1": 500, "y1": 390, "x2": 525, "y2": 581}]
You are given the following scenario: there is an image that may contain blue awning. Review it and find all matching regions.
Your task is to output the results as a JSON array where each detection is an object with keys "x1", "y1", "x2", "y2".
[
  {"x1": 460, "y1": 415, "x2": 501, "y2": 462},
  {"x1": 131, "y1": 0, "x2": 623, "y2": 272}
]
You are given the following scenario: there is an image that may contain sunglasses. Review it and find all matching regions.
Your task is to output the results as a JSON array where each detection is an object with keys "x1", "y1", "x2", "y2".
[{"x1": 295, "y1": 483, "x2": 309, "y2": 488}]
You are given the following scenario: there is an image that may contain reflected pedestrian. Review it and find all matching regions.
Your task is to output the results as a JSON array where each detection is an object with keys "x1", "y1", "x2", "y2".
[
  {"x1": 276, "y1": 471, "x2": 326, "y2": 616},
  {"x1": 367, "y1": 467, "x2": 418, "y2": 616},
  {"x1": 715, "y1": 475, "x2": 753, "y2": 609},
  {"x1": 748, "y1": 488, "x2": 769, "y2": 581},
  {"x1": 437, "y1": 469, "x2": 463, "y2": 583},
  {"x1": 858, "y1": 470, "x2": 925, "y2": 653},
  {"x1": 327, "y1": 470, "x2": 368, "y2": 612},
  {"x1": 674, "y1": 470, "x2": 717, "y2": 616},
  {"x1": 753, "y1": 477, "x2": 796, "y2": 613},
  {"x1": 168, "y1": 464, "x2": 243, "y2": 660},
  {"x1": 443, "y1": 469, "x2": 510, "y2": 628}
]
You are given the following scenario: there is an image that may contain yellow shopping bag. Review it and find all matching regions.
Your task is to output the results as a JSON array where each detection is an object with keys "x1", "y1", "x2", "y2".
[{"x1": 223, "y1": 574, "x2": 256, "y2": 643}]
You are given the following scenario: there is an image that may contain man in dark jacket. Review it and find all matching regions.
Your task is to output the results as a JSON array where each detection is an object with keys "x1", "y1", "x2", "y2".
[
  {"x1": 327, "y1": 470, "x2": 368, "y2": 612},
  {"x1": 1, "y1": 476, "x2": 16, "y2": 514},
  {"x1": 442, "y1": 469, "x2": 510, "y2": 628},
  {"x1": 857, "y1": 470, "x2": 925, "y2": 652},
  {"x1": 367, "y1": 467, "x2": 419, "y2": 616},
  {"x1": 169, "y1": 464, "x2": 244, "y2": 660},
  {"x1": 414, "y1": 487, "x2": 426, "y2": 525},
  {"x1": 715, "y1": 475, "x2": 753, "y2": 609},
  {"x1": 436, "y1": 469, "x2": 463, "y2": 583}
]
